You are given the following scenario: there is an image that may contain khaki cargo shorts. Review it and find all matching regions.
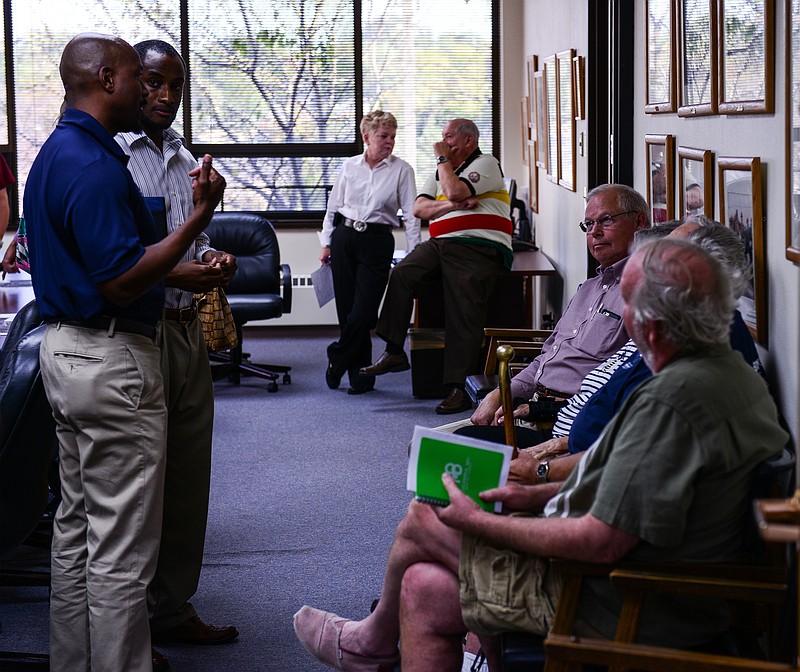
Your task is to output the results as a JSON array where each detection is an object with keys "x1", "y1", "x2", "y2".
[{"x1": 459, "y1": 531, "x2": 563, "y2": 636}]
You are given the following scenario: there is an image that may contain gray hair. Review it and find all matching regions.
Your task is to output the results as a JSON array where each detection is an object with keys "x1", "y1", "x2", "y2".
[
  {"x1": 630, "y1": 238, "x2": 734, "y2": 351},
  {"x1": 632, "y1": 219, "x2": 683, "y2": 249},
  {"x1": 684, "y1": 217, "x2": 751, "y2": 299},
  {"x1": 451, "y1": 118, "x2": 480, "y2": 143},
  {"x1": 360, "y1": 109, "x2": 397, "y2": 137},
  {"x1": 587, "y1": 183, "x2": 651, "y2": 227}
]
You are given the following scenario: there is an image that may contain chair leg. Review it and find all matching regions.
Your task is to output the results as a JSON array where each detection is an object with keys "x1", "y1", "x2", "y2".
[{"x1": 207, "y1": 323, "x2": 290, "y2": 389}]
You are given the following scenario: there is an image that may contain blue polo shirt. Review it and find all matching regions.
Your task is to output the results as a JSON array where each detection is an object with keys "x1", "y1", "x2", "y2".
[{"x1": 24, "y1": 108, "x2": 164, "y2": 326}]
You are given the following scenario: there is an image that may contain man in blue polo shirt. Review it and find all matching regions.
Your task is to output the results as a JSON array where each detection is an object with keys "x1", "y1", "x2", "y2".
[{"x1": 24, "y1": 33, "x2": 225, "y2": 672}]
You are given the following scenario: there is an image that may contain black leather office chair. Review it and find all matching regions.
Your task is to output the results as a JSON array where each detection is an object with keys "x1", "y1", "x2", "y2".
[
  {"x1": 0, "y1": 301, "x2": 55, "y2": 570},
  {"x1": 0, "y1": 302, "x2": 55, "y2": 671},
  {"x1": 204, "y1": 212, "x2": 292, "y2": 390},
  {"x1": 0, "y1": 298, "x2": 44, "y2": 368}
]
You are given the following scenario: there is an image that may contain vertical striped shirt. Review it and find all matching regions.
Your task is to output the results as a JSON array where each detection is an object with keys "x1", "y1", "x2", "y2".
[{"x1": 116, "y1": 129, "x2": 212, "y2": 310}]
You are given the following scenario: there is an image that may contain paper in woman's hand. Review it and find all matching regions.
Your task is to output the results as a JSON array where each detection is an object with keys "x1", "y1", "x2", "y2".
[{"x1": 311, "y1": 263, "x2": 335, "y2": 307}]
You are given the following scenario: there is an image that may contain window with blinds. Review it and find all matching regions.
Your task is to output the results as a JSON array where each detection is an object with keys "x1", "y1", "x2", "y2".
[{"x1": 7, "y1": 0, "x2": 496, "y2": 215}]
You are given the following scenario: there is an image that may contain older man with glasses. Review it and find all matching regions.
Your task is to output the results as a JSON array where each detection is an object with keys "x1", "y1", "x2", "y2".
[{"x1": 470, "y1": 183, "x2": 650, "y2": 438}]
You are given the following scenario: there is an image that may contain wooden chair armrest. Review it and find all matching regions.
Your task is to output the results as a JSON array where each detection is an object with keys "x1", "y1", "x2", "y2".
[
  {"x1": 549, "y1": 559, "x2": 615, "y2": 577},
  {"x1": 544, "y1": 634, "x2": 796, "y2": 672},
  {"x1": 610, "y1": 568, "x2": 787, "y2": 603}
]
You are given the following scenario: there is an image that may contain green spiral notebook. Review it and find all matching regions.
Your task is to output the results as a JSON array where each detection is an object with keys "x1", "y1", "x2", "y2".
[{"x1": 407, "y1": 426, "x2": 513, "y2": 513}]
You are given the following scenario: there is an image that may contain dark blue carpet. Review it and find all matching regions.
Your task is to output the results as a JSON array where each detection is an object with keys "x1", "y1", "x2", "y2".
[{"x1": 0, "y1": 326, "x2": 470, "y2": 671}]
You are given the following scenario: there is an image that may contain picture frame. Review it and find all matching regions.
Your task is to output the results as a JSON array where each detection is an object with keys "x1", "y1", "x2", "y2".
[
  {"x1": 718, "y1": 156, "x2": 766, "y2": 343},
  {"x1": 534, "y1": 70, "x2": 548, "y2": 170},
  {"x1": 678, "y1": 0, "x2": 718, "y2": 117},
  {"x1": 718, "y1": 0, "x2": 775, "y2": 114},
  {"x1": 527, "y1": 141, "x2": 538, "y2": 213},
  {"x1": 520, "y1": 97, "x2": 530, "y2": 165},
  {"x1": 556, "y1": 48, "x2": 575, "y2": 191},
  {"x1": 644, "y1": 134, "x2": 675, "y2": 224},
  {"x1": 543, "y1": 55, "x2": 559, "y2": 184},
  {"x1": 573, "y1": 55, "x2": 585, "y2": 120},
  {"x1": 646, "y1": 0, "x2": 677, "y2": 113},
  {"x1": 527, "y1": 54, "x2": 537, "y2": 138},
  {"x1": 678, "y1": 146, "x2": 714, "y2": 218},
  {"x1": 786, "y1": 0, "x2": 800, "y2": 262}
]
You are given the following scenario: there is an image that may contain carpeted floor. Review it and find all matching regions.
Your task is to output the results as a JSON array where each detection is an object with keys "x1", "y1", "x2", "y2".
[{"x1": 0, "y1": 326, "x2": 472, "y2": 671}]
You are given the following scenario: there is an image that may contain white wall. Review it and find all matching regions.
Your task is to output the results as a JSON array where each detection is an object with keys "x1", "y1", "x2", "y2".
[
  {"x1": 632, "y1": 0, "x2": 800, "y2": 446},
  {"x1": 504, "y1": 0, "x2": 592, "y2": 298},
  {"x1": 510, "y1": 0, "x2": 799, "y2": 448},
  {"x1": 264, "y1": 228, "x2": 422, "y2": 327}
]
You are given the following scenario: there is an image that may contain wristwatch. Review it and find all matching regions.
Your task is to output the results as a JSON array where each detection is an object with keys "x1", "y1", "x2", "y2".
[
  {"x1": 436, "y1": 155, "x2": 449, "y2": 165},
  {"x1": 536, "y1": 460, "x2": 550, "y2": 484}
]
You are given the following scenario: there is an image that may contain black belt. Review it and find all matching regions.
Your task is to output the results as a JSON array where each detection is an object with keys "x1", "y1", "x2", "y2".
[
  {"x1": 54, "y1": 316, "x2": 157, "y2": 341},
  {"x1": 337, "y1": 216, "x2": 392, "y2": 234},
  {"x1": 533, "y1": 383, "x2": 570, "y2": 402},
  {"x1": 163, "y1": 304, "x2": 197, "y2": 323}
]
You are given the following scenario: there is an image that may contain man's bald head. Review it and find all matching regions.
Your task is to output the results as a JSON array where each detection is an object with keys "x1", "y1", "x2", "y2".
[
  {"x1": 59, "y1": 33, "x2": 145, "y2": 135},
  {"x1": 60, "y1": 33, "x2": 138, "y2": 104}
]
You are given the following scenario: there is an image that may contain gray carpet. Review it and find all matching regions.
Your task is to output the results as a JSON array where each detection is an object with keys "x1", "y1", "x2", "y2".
[{"x1": 0, "y1": 326, "x2": 469, "y2": 671}]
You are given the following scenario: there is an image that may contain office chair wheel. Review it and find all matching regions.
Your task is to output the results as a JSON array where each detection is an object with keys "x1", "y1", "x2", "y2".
[
  {"x1": 267, "y1": 381, "x2": 279, "y2": 393},
  {"x1": 283, "y1": 373, "x2": 291, "y2": 385}
]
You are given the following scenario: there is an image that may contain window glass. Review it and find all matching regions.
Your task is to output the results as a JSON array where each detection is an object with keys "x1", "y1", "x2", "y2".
[
  {"x1": 0, "y1": 15, "x2": 6, "y2": 146},
  {"x1": 187, "y1": 0, "x2": 355, "y2": 146},
  {"x1": 362, "y1": 0, "x2": 494, "y2": 181},
  {"x1": 213, "y1": 156, "x2": 338, "y2": 212},
  {"x1": 9, "y1": 0, "x2": 494, "y2": 215},
  {"x1": 11, "y1": 0, "x2": 180, "y2": 199}
]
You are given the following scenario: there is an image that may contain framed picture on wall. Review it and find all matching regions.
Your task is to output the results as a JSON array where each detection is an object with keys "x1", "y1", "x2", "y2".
[
  {"x1": 556, "y1": 48, "x2": 575, "y2": 191},
  {"x1": 678, "y1": 146, "x2": 714, "y2": 218},
  {"x1": 785, "y1": 0, "x2": 800, "y2": 262},
  {"x1": 646, "y1": 0, "x2": 677, "y2": 113},
  {"x1": 573, "y1": 55, "x2": 585, "y2": 120},
  {"x1": 718, "y1": 156, "x2": 766, "y2": 343},
  {"x1": 678, "y1": 0, "x2": 718, "y2": 117},
  {"x1": 528, "y1": 141, "x2": 538, "y2": 213},
  {"x1": 534, "y1": 70, "x2": 548, "y2": 170},
  {"x1": 644, "y1": 134, "x2": 675, "y2": 224},
  {"x1": 520, "y1": 97, "x2": 530, "y2": 165},
  {"x1": 527, "y1": 54, "x2": 537, "y2": 139},
  {"x1": 543, "y1": 55, "x2": 559, "y2": 184},
  {"x1": 718, "y1": 0, "x2": 775, "y2": 114}
]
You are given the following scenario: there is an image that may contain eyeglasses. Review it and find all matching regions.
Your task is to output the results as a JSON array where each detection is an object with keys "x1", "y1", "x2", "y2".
[{"x1": 578, "y1": 210, "x2": 637, "y2": 233}]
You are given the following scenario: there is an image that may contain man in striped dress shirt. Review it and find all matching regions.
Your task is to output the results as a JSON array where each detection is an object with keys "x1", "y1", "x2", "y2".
[{"x1": 116, "y1": 40, "x2": 238, "y2": 666}]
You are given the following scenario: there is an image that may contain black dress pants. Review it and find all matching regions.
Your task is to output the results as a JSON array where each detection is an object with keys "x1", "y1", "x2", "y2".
[
  {"x1": 328, "y1": 224, "x2": 395, "y2": 387},
  {"x1": 375, "y1": 238, "x2": 504, "y2": 386}
]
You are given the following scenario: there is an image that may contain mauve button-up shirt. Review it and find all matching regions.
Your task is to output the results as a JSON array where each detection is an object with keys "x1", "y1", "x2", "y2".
[{"x1": 511, "y1": 256, "x2": 631, "y2": 399}]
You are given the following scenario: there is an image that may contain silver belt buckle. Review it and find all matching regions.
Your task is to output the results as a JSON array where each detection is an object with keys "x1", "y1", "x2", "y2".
[{"x1": 353, "y1": 220, "x2": 368, "y2": 232}]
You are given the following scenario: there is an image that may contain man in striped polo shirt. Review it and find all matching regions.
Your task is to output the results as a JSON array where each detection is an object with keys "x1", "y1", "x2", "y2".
[{"x1": 360, "y1": 118, "x2": 513, "y2": 414}]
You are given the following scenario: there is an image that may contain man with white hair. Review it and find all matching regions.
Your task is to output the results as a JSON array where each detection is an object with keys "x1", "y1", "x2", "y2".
[{"x1": 293, "y1": 238, "x2": 786, "y2": 671}]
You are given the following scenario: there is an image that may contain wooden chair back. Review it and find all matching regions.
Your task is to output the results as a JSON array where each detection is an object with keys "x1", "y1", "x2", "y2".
[
  {"x1": 482, "y1": 328, "x2": 552, "y2": 377},
  {"x1": 541, "y1": 445, "x2": 799, "y2": 672}
]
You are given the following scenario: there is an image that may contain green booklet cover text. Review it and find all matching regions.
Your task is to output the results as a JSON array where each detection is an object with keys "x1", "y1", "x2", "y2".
[{"x1": 407, "y1": 426, "x2": 513, "y2": 513}]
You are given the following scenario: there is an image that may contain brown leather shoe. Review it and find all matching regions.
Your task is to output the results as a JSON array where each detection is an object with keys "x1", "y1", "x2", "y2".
[
  {"x1": 435, "y1": 387, "x2": 472, "y2": 415},
  {"x1": 152, "y1": 616, "x2": 239, "y2": 645},
  {"x1": 152, "y1": 647, "x2": 169, "y2": 672},
  {"x1": 359, "y1": 351, "x2": 410, "y2": 376}
]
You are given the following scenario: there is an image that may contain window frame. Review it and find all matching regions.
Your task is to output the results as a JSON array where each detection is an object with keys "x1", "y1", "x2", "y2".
[{"x1": 1, "y1": 0, "x2": 500, "y2": 228}]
